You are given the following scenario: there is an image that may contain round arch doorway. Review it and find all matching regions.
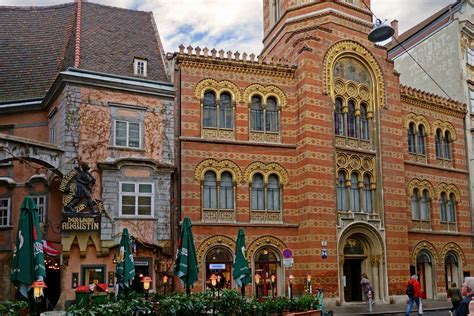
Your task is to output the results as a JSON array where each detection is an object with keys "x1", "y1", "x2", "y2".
[
  {"x1": 204, "y1": 247, "x2": 233, "y2": 290},
  {"x1": 339, "y1": 224, "x2": 386, "y2": 303},
  {"x1": 253, "y1": 247, "x2": 283, "y2": 297}
]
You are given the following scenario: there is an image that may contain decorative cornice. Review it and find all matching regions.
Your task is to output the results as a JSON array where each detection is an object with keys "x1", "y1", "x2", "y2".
[
  {"x1": 176, "y1": 45, "x2": 296, "y2": 78},
  {"x1": 401, "y1": 85, "x2": 467, "y2": 118}
]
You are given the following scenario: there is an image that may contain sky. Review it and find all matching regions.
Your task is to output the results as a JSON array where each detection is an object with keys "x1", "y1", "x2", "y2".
[{"x1": 2, "y1": 0, "x2": 455, "y2": 54}]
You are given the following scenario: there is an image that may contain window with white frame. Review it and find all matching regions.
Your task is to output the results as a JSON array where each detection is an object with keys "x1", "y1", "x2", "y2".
[
  {"x1": 0, "y1": 198, "x2": 10, "y2": 227},
  {"x1": 467, "y1": 47, "x2": 474, "y2": 66},
  {"x1": 119, "y1": 182, "x2": 154, "y2": 216},
  {"x1": 32, "y1": 195, "x2": 47, "y2": 224},
  {"x1": 114, "y1": 120, "x2": 141, "y2": 148},
  {"x1": 134, "y1": 58, "x2": 147, "y2": 77}
]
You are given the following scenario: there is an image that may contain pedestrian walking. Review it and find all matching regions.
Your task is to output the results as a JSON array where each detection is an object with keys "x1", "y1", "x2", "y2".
[
  {"x1": 453, "y1": 277, "x2": 474, "y2": 316},
  {"x1": 405, "y1": 274, "x2": 423, "y2": 315},
  {"x1": 448, "y1": 282, "x2": 462, "y2": 314},
  {"x1": 360, "y1": 273, "x2": 374, "y2": 311}
]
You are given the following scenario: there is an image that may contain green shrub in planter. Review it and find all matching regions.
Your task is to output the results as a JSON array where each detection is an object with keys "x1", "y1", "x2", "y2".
[{"x1": 0, "y1": 300, "x2": 28, "y2": 316}]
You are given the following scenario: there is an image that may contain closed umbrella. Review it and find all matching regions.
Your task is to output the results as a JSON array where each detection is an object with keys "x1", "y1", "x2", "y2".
[
  {"x1": 11, "y1": 196, "x2": 46, "y2": 298},
  {"x1": 173, "y1": 217, "x2": 198, "y2": 295},
  {"x1": 115, "y1": 228, "x2": 135, "y2": 296},
  {"x1": 232, "y1": 228, "x2": 251, "y2": 296}
]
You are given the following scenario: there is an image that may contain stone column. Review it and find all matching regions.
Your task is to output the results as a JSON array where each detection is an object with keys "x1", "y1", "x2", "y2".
[{"x1": 371, "y1": 255, "x2": 380, "y2": 301}]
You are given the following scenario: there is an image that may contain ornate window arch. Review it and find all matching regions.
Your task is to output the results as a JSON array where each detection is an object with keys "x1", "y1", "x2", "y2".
[
  {"x1": 244, "y1": 162, "x2": 289, "y2": 223},
  {"x1": 195, "y1": 159, "x2": 242, "y2": 222},
  {"x1": 432, "y1": 120, "x2": 456, "y2": 165},
  {"x1": 243, "y1": 84, "x2": 287, "y2": 143},
  {"x1": 336, "y1": 152, "x2": 376, "y2": 215},
  {"x1": 404, "y1": 113, "x2": 430, "y2": 162},
  {"x1": 437, "y1": 183, "x2": 460, "y2": 232},
  {"x1": 407, "y1": 179, "x2": 434, "y2": 230},
  {"x1": 194, "y1": 79, "x2": 240, "y2": 140}
]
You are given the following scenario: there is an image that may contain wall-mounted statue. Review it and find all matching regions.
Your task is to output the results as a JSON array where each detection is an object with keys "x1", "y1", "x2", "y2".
[{"x1": 60, "y1": 162, "x2": 104, "y2": 213}]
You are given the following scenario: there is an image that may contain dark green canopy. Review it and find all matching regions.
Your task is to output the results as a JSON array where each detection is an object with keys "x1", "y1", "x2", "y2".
[
  {"x1": 11, "y1": 196, "x2": 46, "y2": 298},
  {"x1": 115, "y1": 228, "x2": 135, "y2": 291},
  {"x1": 173, "y1": 217, "x2": 198, "y2": 294},
  {"x1": 232, "y1": 228, "x2": 251, "y2": 292}
]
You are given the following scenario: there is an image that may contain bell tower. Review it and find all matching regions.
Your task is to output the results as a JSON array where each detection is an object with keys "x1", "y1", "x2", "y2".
[{"x1": 261, "y1": 0, "x2": 374, "y2": 60}]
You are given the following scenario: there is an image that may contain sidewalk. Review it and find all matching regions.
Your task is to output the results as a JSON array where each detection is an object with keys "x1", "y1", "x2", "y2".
[{"x1": 328, "y1": 299, "x2": 451, "y2": 316}]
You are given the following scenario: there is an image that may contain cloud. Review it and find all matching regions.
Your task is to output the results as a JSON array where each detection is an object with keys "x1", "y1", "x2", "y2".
[{"x1": 2, "y1": 0, "x2": 456, "y2": 54}]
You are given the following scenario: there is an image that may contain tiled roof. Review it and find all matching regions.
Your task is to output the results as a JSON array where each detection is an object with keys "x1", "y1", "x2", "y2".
[
  {"x1": 0, "y1": 1, "x2": 169, "y2": 104},
  {"x1": 0, "y1": 3, "x2": 77, "y2": 103}
]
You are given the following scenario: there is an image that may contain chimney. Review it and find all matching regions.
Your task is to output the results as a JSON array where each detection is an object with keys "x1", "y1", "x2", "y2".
[{"x1": 391, "y1": 19, "x2": 399, "y2": 38}]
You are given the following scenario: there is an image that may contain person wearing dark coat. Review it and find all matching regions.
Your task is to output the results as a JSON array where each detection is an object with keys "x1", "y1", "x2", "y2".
[{"x1": 454, "y1": 277, "x2": 474, "y2": 316}]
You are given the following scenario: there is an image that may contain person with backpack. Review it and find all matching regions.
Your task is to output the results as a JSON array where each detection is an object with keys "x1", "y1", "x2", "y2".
[
  {"x1": 453, "y1": 277, "x2": 474, "y2": 316},
  {"x1": 406, "y1": 274, "x2": 423, "y2": 315}
]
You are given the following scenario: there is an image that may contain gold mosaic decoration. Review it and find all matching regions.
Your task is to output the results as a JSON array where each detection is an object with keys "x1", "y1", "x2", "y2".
[
  {"x1": 246, "y1": 235, "x2": 287, "y2": 261},
  {"x1": 432, "y1": 120, "x2": 457, "y2": 140},
  {"x1": 194, "y1": 78, "x2": 241, "y2": 102},
  {"x1": 407, "y1": 179, "x2": 435, "y2": 198},
  {"x1": 196, "y1": 235, "x2": 236, "y2": 264},
  {"x1": 437, "y1": 183, "x2": 461, "y2": 201},
  {"x1": 403, "y1": 113, "x2": 431, "y2": 135},
  {"x1": 440, "y1": 242, "x2": 465, "y2": 266},
  {"x1": 243, "y1": 83, "x2": 287, "y2": 108},
  {"x1": 411, "y1": 241, "x2": 439, "y2": 265},
  {"x1": 243, "y1": 161, "x2": 289, "y2": 185},
  {"x1": 336, "y1": 152, "x2": 375, "y2": 183},
  {"x1": 194, "y1": 158, "x2": 242, "y2": 182},
  {"x1": 324, "y1": 41, "x2": 385, "y2": 108}
]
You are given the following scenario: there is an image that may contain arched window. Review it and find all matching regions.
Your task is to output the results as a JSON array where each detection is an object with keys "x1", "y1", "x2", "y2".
[
  {"x1": 219, "y1": 172, "x2": 233, "y2": 210},
  {"x1": 347, "y1": 100, "x2": 357, "y2": 138},
  {"x1": 337, "y1": 171, "x2": 348, "y2": 211},
  {"x1": 205, "y1": 247, "x2": 233, "y2": 290},
  {"x1": 203, "y1": 91, "x2": 217, "y2": 128},
  {"x1": 435, "y1": 129, "x2": 443, "y2": 159},
  {"x1": 334, "y1": 98, "x2": 345, "y2": 136},
  {"x1": 444, "y1": 131, "x2": 452, "y2": 160},
  {"x1": 360, "y1": 104, "x2": 369, "y2": 140},
  {"x1": 362, "y1": 174, "x2": 372, "y2": 213},
  {"x1": 219, "y1": 92, "x2": 233, "y2": 129},
  {"x1": 267, "y1": 174, "x2": 280, "y2": 210},
  {"x1": 350, "y1": 173, "x2": 360, "y2": 211},
  {"x1": 250, "y1": 96, "x2": 264, "y2": 131},
  {"x1": 447, "y1": 193, "x2": 456, "y2": 223},
  {"x1": 412, "y1": 188, "x2": 421, "y2": 219},
  {"x1": 251, "y1": 173, "x2": 265, "y2": 210},
  {"x1": 440, "y1": 192, "x2": 448, "y2": 222},
  {"x1": 203, "y1": 171, "x2": 217, "y2": 209},
  {"x1": 408, "y1": 123, "x2": 416, "y2": 154},
  {"x1": 266, "y1": 97, "x2": 279, "y2": 132},
  {"x1": 421, "y1": 190, "x2": 430, "y2": 221},
  {"x1": 417, "y1": 125, "x2": 426, "y2": 155}
]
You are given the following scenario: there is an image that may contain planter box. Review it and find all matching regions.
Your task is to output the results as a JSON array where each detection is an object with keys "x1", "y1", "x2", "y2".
[{"x1": 285, "y1": 310, "x2": 321, "y2": 316}]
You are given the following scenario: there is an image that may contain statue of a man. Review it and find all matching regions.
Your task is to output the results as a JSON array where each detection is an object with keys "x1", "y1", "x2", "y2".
[{"x1": 66, "y1": 162, "x2": 96, "y2": 212}]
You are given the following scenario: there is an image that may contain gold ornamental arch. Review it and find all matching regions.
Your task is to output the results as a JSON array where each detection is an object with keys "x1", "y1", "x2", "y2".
[{"x1": 323, "y1": 40, "x2": 386, "y2": 108}]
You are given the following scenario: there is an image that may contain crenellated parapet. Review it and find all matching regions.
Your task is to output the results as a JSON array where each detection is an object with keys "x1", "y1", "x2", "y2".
[
  {"x1": 175, "y1": 44, "x2": 296, "y2": 77},
  {"x1": 401, "y1": 85, "x2": 467, "y2": 117}
]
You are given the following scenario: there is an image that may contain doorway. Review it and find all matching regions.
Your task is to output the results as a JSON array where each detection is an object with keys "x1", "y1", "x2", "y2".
[{"x1": 343, "y1": 259, "x2": 362, "y2": 302}]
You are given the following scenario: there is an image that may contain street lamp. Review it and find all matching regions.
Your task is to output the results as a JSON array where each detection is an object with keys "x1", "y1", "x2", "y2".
[
  {"x1": 162, "y1": 274, "x2": 169, "y2": 294},
  {"x1": 141, "y1": 276, "x2": 152, "y2": 300},
  {"x1": 255, "y1": 273, "x2": 261, "y2": 299},
  {"x1": 210, "y1": 274, "x2": 217, "y2": 297},
  {"x1": 288, "y1": 275, "x2": 295, "y2": 301},
  {"x1": 32, "y1": 280, "x2": 47, "y2": 316},
  {"x1": 306, "y1": 273, "x2": 312, "y2": 294},
  {"x1": 270, "y1": 274, "x2": 276, "y2": 297}
]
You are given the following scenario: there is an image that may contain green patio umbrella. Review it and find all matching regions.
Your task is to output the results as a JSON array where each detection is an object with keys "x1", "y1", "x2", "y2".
[
  {"x1": 115, "y1": 228, "x2": 135, "y2": 296},
  {"x1": 173, "y1": 217, "x2": 198, "y2": 295},
  {"x1": 232, "y1": 228, "x2": 251, "y2": 296},
  {"x1": 11, "y1": 196, "x2": 46, "y2": 298}
]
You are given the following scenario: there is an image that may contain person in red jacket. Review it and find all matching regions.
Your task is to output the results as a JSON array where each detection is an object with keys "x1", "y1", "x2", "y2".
[{"x1": 405, "y1": 275, "x2": 423, "y2": 315}]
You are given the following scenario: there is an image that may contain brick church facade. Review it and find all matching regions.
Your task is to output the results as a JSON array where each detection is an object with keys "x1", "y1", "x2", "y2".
[{"x1": 173, "y1": 0, "x2": 473, "y2": 304}]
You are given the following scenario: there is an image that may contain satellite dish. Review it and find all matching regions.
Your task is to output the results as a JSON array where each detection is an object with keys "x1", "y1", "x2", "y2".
[{"x1": 368, "y1": 19, "x2": 395, "y2": 42}]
